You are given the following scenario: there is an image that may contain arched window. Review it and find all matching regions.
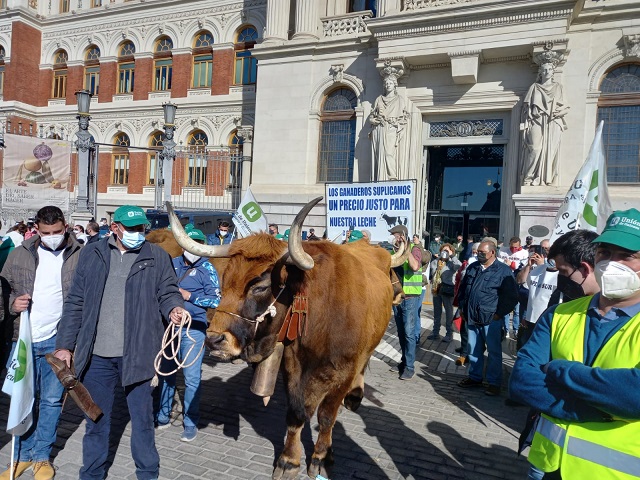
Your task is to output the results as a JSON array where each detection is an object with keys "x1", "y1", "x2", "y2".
[
  {"x1": 234, "y1": 26, "x2": 258, "y2": 85},
  {"x1": 154, "y1": 36, "x2": 173, "y2": 91},
  {"x1": 118, "y1": 41, "x2": 135, "y2": 94},
  {"x1": 111, "y1": 132, "x2": 130, "y2": 185},
  {"x1": 318, "y1": 88, "x2": 357, "y2": 182},
  {"x1": 84, "y1": 45, "x2": 100, "y2": 95},
  {"x1": 0, "y1": 46, "x2": 5, "y2": 97},
  {"x1": 148, "y1": 131, "x2": 163, "y2": 185},
  {"x1": 597, "y1": 64, "x2": 640, "y2": 183},
  {"x1": 52, "y1": 49, "x2": 68, "y2": 99},
  {"x1": 228, "y1": 131, "x2": 244, "y2": 188},
  {"x1": 192, "y1": 31, "x2": 214, "y2": 88},
  {"x1": 186, "y1": 130, "x2": 208, "y2": 186}
]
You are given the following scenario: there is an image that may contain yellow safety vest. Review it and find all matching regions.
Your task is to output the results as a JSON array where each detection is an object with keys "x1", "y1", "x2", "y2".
[
  {"x1": 529, "y1": 296, "x2": 640, "y2": 479},
  {"x1": 402, "y1": 243, "x2": 422, "y2": 295}
]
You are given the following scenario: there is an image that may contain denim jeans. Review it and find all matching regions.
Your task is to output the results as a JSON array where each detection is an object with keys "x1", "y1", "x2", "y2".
[
  {"x1": 528, "y1": 464, "x2": 545, "y2": 480},
  {"x1": 157, "y1": 328, "x2": 205, "y2": 428},
  {"x1": 504, "y1": 302, "x2": 521, "y2": 332},
  {"x1": 394, "y1": 295, "x2": 420, "y2": 373},
  {"x1": 467, "y1": 320, "x2": 503, "y2": 387},
  {"x1": 12, "y1": 335, "x2": 65, "y2": 462},
  {"x1": 80, "y1": 355, "x2": 159, "y2": 480},
  {"x1": 432, "y1": 294, "x2": 454, "y2": 337},
  {"x1": 415, "y1": 288, "x2": 426, "y2": 343}
]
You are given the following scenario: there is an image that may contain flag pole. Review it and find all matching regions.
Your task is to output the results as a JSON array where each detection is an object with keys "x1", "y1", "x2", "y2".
[{"x1": 9, "y1": 435, "x2": 15, "y2": 480}]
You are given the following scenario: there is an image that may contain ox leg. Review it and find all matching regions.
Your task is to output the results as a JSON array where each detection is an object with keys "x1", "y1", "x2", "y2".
[
  {"x1": 308, "y1": 390, "x2": 346, "y2": 479},
  {"x1": 343, "y1": 366, "x2": 365, "y2": 412},
  {"x1": 272, "y1": 399, "x2": 306, "y2": 480}
]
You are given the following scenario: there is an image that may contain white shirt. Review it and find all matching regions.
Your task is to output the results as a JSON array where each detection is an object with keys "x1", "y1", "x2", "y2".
[
  {"x1": 525, "y1": 264, "x2": 559, "y2": 324},
  {"x1": 30, "y1": 246, "x2": 65, "y2": 342},
  {"x1": 3, "y1": 231, "x2": 23, "y2": 247},
  {"x1": 499, "y1": 247, "x2": 529, "y2": 272}
]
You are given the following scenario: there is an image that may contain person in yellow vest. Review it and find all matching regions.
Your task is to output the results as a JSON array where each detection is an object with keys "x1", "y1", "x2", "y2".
[
  {"x1": 389, "y1": 224, "x2": 422, "y2": 380},
  {"x1": 509, "y1": 208, "x2": 640, "y2": 480}
]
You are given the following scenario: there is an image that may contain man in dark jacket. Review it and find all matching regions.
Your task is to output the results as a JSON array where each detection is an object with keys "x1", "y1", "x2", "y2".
[
  {"x1": 457, "y1": 240, "x2": 518, "y2": 396},
  {"x1": 54, "y1": 205, "x2": 184, "y2": 480},
  {"x1": 0, "y1": 206, "x2": 82, "y2": 480},
  {"x1": 85, "y1": 221, "x2": 100, "y2": 244}
]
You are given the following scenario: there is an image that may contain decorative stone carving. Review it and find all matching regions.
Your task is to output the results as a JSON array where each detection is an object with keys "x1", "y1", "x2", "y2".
[
  {"x1": 75, "y1": 116, "x2": 94, "y2": 153},
  {"x1": 430, "y1": 119, "x2": 503, "y2": 138},
  {"x1": 369, "y1": 61, "x2": 411, "y2": 181},
  {"x1": 404, "y1": 0, "x2": 476, "y2": 10},
  {"x1": 330, "y1": 64, "x2": 344, "y2": 83},
  {"x1": 520, "y1": 44, "x2": 569, "y2": 187},
  {"x1": 322, "y1": 12, "x2": 371, "y2": 37},
  {"x1": 623, "y1": 34, "x2": 640, "y2": 58}
]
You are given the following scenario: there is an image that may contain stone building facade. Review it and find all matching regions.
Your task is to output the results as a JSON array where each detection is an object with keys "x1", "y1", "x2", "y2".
[{"x1": 1, "y1": 0, "x2": 639, "y2": 242}]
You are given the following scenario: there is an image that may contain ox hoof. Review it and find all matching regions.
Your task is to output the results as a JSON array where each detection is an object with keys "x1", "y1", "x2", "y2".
[
  {"x1": 343, "y1": 387, "x2": 364, "y2": 412},
  {"x1": 308, "y1": 448, "x2": 334, "y2": 479},
  {"x1": 272, "y1": 458, "x2": 300, "y2": 480}
]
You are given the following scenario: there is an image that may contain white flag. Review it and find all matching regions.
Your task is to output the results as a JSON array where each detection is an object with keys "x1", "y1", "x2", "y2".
[
  {"x1": 232, "y1": 187, "x2": 268, "y2": 238},
  {"x1": 550, "y1": 121, "x2": 612, "y2": 243},
  {"x1": 2, "y1": 311, "x2": 35, "y2": 436}
]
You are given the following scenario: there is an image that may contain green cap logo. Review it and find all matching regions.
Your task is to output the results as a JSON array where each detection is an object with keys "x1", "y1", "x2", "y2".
[{"x1": 242, "y1": 202, "x2": 263, "y2": 222}]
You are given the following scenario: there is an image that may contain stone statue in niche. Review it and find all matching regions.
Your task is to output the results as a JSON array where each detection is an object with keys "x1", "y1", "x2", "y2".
[
  {"x1": 369, "y1": 62, "x2": 410, "y2": 181},
  {"x1": 520, "y1": 47, "x2": 570, "y2": 187}
]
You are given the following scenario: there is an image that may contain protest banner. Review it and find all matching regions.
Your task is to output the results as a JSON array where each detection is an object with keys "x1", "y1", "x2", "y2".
[{"x1": 232, "y1": 187, "x2": 268, "y2": 238}]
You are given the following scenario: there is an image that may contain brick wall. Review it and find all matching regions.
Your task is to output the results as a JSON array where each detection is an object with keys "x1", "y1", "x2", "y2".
[
  {"x1": 134, "y1": 57, "x2": 152, "y2": 101},
  {"x1": 211, "y1": 48, "x2": 234, "y2": 96},
  {"x1": 66, "y1": 66, "x2": 84, "y2": 106},
  {"x1": 99, "y1": 61, "x2": 117, "y2": 103},
  {"x1": 39, "y1": 68, "x2": 53, "y2": 105},
  {"x1": 97, "y1": 151, "x2": 110, "y2": 193},
  {"x1": 5, "y1": 22, "x2": 43, "y2": 105},
  {"x1": 171, "y1": 53, "x2": 191, "y2": 98}
]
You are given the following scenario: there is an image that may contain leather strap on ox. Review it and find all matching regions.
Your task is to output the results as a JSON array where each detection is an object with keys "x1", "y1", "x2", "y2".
[
  {"x1": 45, "y1": 354, "x2": 102, "y2": 421},
  {"x1": 277, "y1": 292, "x2": 308, "y2": 342}
]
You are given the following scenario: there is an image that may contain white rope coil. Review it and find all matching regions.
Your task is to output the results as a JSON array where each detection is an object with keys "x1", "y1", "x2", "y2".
[{"x1": 151, "y1": 309, "x2": 203, "y2": 387}]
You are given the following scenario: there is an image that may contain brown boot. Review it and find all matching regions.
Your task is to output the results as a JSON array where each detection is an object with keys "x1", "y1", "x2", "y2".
[
  {"x1": 455, "y1": 356, "x2": 468, "y2": 366},
  {"x1": 33, "y1": 461, "x2": 55, "y2": 480},
  {"x1": 0, "y1": 461, "x2": 33, "y2": 480}
]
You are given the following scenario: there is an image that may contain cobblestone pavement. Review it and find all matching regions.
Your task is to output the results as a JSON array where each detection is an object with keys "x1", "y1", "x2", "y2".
[{"x1": 1, "y1": 310, "x2": 531, "y2": 479}]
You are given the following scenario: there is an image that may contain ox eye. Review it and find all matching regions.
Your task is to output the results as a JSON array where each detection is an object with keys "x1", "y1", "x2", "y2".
[{"x1": 251, "y1": 285, "x2": 270, "y2": 295}]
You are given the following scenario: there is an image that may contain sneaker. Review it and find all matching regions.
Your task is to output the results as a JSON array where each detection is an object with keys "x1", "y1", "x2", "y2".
[
  {"x1": 458, "y1": 377, "x2": 483, "y2": 388},
  {"x1": 399, "y1": 369, "x2": 414, "y2": 380},
  {"x1": 33, "y1": 460, "x2": 55, "y2": 480},
  {"x1": 442, "y1": 334, "x2": 452, "y2": 343},
  {"x1": 454, "y1": 356, "x2": 468, "y2": 366},
  {"x1": 156, "y1": 419, "x2": 171, "y2": 430},
  {"x1": 426, "y1": 333, "x2": 440, "y2": 340},
  {"x1": 485, "y1": 385, "x2": 501, "y2": 396},
  {"x1": 181, "y1": 426, "x2": 198, "y2": 442},
  {"x1": 0, "y1": 461, "x2": 33, "y2": 480}
]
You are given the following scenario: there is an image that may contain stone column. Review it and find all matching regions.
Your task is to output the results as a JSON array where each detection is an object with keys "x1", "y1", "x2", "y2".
[
  {"x1": 264, "y1": 0, "x2": 291, "y2": 42},
  {"x1": 293, "y1": 0, "x2": 320, "y2": 40}
]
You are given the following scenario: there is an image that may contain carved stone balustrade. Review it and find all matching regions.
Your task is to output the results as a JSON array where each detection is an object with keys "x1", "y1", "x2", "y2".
[{"x1": 322, "y1": 11, "x2": 372, "y2": 37}]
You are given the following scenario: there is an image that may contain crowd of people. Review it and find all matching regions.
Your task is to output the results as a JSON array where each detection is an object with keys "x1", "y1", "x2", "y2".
[{"x1": 1, "y1": 204, "x2": 639, "y2": 480}]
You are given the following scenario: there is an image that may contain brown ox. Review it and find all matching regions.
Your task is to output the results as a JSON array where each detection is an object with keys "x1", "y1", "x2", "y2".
[{"x1": 168, "y1": 197, "x2": 408, "y2": 479}]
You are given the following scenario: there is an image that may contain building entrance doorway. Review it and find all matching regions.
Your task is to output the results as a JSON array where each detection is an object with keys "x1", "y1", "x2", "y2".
[{"x1": 426, "y1": 145, "x2": 504, "y2": 244}]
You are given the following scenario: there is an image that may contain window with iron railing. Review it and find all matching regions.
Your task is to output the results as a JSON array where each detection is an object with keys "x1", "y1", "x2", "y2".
[
  {"x1": 186, "y1": 131, "x2": 208, "y2": 186},
  {"x1": 148, "y1": 131, "x2": 163, "y2": 185},
  {"x1": 112, "y1": 132, "x2": 130, "y2": 185},
  {"x1": 597, "y1": 63, "x2": 640, "y2": 183}
]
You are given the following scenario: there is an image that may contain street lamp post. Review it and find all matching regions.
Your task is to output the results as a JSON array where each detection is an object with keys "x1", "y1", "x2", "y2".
[
  {"x1": 158, "y1": 102, "x2": 177, "y2": 210},
  {"x1": 73, "y1": 90, "x2": 96, "y2": 223}
]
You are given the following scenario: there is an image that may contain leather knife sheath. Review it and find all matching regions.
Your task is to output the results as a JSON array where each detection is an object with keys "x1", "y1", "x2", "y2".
[{"x1": 45, "y1": 354, "x2": 102, "y2": 421}]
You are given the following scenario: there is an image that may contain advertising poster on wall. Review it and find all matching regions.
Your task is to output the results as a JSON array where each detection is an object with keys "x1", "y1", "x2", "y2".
[
  {"x1": 325, "y1": 180, "x2": 416, "y2": 243},
  {"x1": 1, "y1": 134, "x2": 72, "y2": 220}
]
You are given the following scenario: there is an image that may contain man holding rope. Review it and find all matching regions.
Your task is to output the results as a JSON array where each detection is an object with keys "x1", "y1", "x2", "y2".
[
  {"x1": 54, "y1": 205, "x2": 184, "y2": 480},
  {"x1": 156, "y1": 225, "x2": 221, "y2": 442}
]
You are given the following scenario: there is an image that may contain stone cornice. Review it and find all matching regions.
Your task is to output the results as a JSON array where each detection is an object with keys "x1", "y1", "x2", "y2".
[{"x1": 368, "y1": 0, "x2": 575, "y2": 40}]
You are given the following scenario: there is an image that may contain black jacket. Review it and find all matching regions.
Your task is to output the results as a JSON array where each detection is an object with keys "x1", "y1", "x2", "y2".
[
  {"x1": 56, "y1": 238, "x2": 183, "y2": 386},
  {"x1": 458, "y1": 259, "x2": 518, "y2": 325}
]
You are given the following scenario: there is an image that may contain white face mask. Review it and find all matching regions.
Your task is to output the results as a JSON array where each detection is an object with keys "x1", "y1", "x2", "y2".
[
  {"x1": 594, "y1": 260, "x2": 640, "y2": 300},
  {"x1": 184, "y1": 251, "x2": 201, "y2": 264},
  {"x1": 40, "y1": 234, "x2": 65, "y2": 250},
  {"x1": 219, "y1": 231, "x2": 228, "y2": 237}
]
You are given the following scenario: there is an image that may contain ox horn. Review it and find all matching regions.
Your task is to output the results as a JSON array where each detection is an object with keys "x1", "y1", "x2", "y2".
[
  {"x1": 285, "y1": 196, "x2": 322, "y2": 271},
  {"x1": 166, "y1": 202, "x2": 231, "y2": 258},
  {"x1": 389, "y1": 240, "x2": 410, "y2": 268}
]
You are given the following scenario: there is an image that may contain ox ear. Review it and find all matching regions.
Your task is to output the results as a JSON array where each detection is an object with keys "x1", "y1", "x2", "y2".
[
  {"x1": 284, "y1": 196, "x2": 322, "y2": 271},
  {"x1": 166, "y1": 202, "x2": 231, "y2": 258}
]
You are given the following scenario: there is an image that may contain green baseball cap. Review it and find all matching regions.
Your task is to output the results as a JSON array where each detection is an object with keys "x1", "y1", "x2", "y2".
[
  {"x1": 113, "y1": 205, "x2": 149, "y2": 227},
  {"x1": 348, "y1": 230, "x2": 363, "y2": 242},
  {"x1": 593, "y1": 208, "x2": 640, "y2": 251},
  {"x1": 185, "y1": 224, "x2": 206, "y2": 242}
]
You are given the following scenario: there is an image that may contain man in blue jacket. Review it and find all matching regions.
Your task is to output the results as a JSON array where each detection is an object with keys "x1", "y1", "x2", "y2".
[
  {"x1": 54, "y1": 205, "x2": 185, "y2": 480},
  {"x1": 157, "y1": 225, "x2": 220, "y2": 442},
  {"x1": 509, "y1": 209, "x2": 640, "y2": 479},
  {"x1": 457, "y1": 240, "x2": 518, "y2": 396}
]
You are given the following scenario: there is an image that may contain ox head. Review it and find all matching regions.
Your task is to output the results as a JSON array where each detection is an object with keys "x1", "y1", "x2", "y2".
[{"x1": 168, "y1": 197, "x2": 408, "y2": 362}]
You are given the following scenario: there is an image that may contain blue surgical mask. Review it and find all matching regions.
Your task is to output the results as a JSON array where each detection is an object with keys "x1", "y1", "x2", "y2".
[{"x1": 119, "y1": 227, "x2": 145, "y2": 249}]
